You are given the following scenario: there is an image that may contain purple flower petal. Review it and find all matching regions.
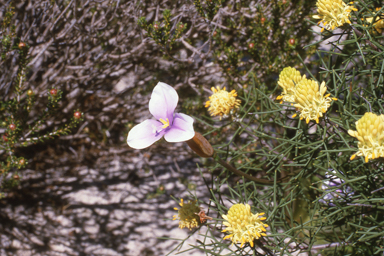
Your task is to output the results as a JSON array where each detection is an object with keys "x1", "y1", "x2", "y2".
[
  {"x1": 127, "y1": 119, "x2": 165, "y2": 149},
  {"x1": 164, "y1": 113, "x2": 194, "y2": 142},
  {"x1": 149, "y1": 82, "x2": 178, "y2": 124}
]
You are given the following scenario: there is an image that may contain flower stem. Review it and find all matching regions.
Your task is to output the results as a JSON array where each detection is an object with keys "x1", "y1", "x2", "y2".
[{"x1": 214, "y1": 154, "x2": 275, "y2": 185}]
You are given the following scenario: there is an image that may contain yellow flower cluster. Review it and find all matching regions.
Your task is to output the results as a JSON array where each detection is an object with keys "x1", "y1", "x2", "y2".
[
  {"x1": 348, "y1": 112, "x2": 384, "y2": 163},
  {"x1": 276, "y1": 67, "x2": 306, "y2": 103},
  {"x1": 313, "y1": 0, "x2": 357, "y2": 32},
  {"x1": 205, "y1": 86, "x2": 241, "y2": 119},
  {"x1": 173, "y1": 199, "x2": 201, "y2": 230},
  {"x1": 363, "y1": 8, "x2": 384, "y2": 34},
  {"x1": 222, "y1": 204, "x2": 268, "y2": 247},
  {"x1": 292, "y1": 79, "x2": 336, "y2": 124},
  {"x1": 277, "y1": 67, "x2": 337, "y2": 124},
  {"x1": 366, "y1": 17, "x2": 384, "y2": 33}
]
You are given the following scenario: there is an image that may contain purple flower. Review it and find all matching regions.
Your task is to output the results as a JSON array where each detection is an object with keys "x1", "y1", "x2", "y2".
[
  {"x1": 319, "y1": 171, "x2": 354, "y2": 206},
  {"x1": 127, "y1": 82, "x2": 195, "y2": 149}
]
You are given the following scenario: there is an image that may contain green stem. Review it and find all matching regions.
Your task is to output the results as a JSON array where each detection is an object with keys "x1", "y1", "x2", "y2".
[
  {"x1": 255, "y1": 238, "x2": 275, "y2": 256},
  {"x1": 214, "y1": 154, "x2": 280, "y2": 185}
]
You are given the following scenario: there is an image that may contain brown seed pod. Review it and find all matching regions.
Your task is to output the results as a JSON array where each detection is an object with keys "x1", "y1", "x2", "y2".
[{"x1": 186, "y1": 132, "x2": 214, "y2": 158}]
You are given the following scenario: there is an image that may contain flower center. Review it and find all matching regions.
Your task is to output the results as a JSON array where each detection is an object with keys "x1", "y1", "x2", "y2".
[
  {"x1": 151, "y1": 118, "x2": 171, "y2": 137},
  {"x1": 159, "y1": 118, "x2": 170, "y2": 128}
]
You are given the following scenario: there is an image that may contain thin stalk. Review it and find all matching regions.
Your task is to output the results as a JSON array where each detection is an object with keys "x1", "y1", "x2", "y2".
[{"x1": 214, "y1": 154, "x2": 289, "y2": 185}]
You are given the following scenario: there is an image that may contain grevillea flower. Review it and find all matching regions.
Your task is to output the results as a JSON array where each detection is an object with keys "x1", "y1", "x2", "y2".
[
  {"x1": 276, "y1": 67, "x2": 306, "y2": 103},
  {"x1": 292, "y1": 78, "x2": 337, "y2": 124},
  {"x1": 348, "y1": 112, "x2": 384, "y2": 163},
  {"x1": 222, "y1": 204, "x2": 268, "y2": 248},
  {"x1": 205, "y1": 86, "x2": 241, "y2": 119},
  {"x1": 364, "y1": 12, "x2": 384, "y2": 34},
  {"x1": 173, "y1": 199, "x2": 201, "y2": 230},
  {"x1": 313, "y1": 0, "x2": 357, "y2": 32},
  {"x1": 127, "y1": 82, "x2": 194, "y2": 149}
]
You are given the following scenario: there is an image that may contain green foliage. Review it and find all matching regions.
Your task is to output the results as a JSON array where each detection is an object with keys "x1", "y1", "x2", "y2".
[
  {"x1": 193, "y1": 0, "x2": 224, "y2": 20},
  {"x1": 138, "y1": 9, "x2": 186, "y2": 50},
  {"x1": 163, "y1": 0, "x2": 384, "y2": 255},
  {"x1": 0, "y1": 9, "x2": 83, "y2": 198}
]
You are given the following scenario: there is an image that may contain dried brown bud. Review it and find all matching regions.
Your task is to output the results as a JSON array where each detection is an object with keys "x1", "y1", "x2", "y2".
[
  {"x1": 18, "y1": 42, "x2": 26, "y2": 49},
  {"x1": 186, "y1": 132, "x2": 214, "y2": 158},
  {"x1": 74, "y1": 111, "x2": 82, "y2": 119},
  {"x1": 50, "y1": 88, "x2": 58, "y2": 96}
]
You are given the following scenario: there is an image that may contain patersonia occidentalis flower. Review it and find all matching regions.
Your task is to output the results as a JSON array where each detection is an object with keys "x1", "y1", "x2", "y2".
[
  {"x1": 222, "y1": 204, "x2": 268, "y2": 247},
  {"x1": 276, "y1": 67, "x2": 306, "y2": 103},
  {"x1": 319, "y1": 171, "x2": 354, "y2": 206},
  {"x1": 127, "y1": 82, "x2": 194, "y2": 149},
  {"x1": 313, "y1": 0, "x2": 357, "y2": 32},
  {"x1": 173, "y1": 199, "x2": 206, "y2": 230},
  {"x1": 292, "y1": 78, "x2": 337, "y2": 124},
  {"x1": 348, "y1": 112, "x2": 384, "y2": 163},
  {"x1": 205, "y1": 86, "x2": 241, "y2": 119}
]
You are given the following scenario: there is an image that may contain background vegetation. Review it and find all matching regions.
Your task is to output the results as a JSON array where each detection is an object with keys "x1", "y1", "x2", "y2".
[{"x1": 1, "y1": 0, "x2": 383, "y2": 255}]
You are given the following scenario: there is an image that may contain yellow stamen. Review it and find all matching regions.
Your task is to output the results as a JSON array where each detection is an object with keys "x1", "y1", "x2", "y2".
[
  {"x1": 241, "y1": 236, "x2": 245, "y2": 247},
  {"x1": 159, "y1": 118, "x2": 170, "y2": 128}
]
